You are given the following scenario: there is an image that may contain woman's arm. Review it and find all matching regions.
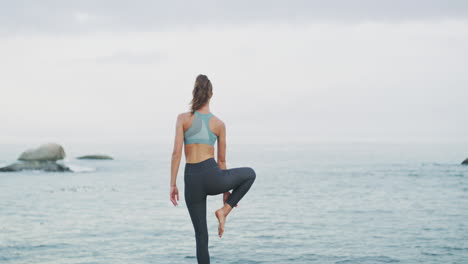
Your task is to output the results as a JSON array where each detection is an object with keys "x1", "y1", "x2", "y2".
[
  {"x1": 170, "y1": 114, "x2": 184, "y2": 206},
  {"x1": 217, "y1": 121, "x2": 227, "y2": 170}
]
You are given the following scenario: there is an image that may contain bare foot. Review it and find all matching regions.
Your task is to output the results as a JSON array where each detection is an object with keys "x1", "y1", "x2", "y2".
[{"x1": 215, "y1": 208, "x2": 226, "y2": 238}]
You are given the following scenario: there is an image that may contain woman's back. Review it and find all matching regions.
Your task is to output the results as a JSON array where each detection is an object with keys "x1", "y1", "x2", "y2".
[{"x1": 177, "y1": 109, "x2": 225, "y2": 164}]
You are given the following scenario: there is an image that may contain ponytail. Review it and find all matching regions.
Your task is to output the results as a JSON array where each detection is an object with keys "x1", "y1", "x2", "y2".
[{"x1": 190, "y1": 74, "x2": 212, "y2": 114}]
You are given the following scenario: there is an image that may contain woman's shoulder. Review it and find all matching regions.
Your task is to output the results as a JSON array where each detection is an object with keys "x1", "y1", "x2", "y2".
[
  {"x1": 177, "y1": 111, "x2": 192, "y2": 119},
  {"x1": 175, "y1": 112, "x2": 192, "y2": 127},
  {"x1": 210, "y1": 114, "x2": 225, "y2": 128}
]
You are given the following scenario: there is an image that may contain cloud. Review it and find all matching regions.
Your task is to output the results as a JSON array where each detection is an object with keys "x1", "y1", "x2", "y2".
[{"x1": 1, "y1": 0, "x2": 468, "y2": 34}]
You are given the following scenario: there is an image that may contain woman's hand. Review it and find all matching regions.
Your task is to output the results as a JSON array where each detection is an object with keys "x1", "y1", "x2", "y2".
[
  {"x1": 170, "y1": 185, "x2": 179, "y2": 206},
  {"x1": 223, "y1": 191, "x2": 238, "y2": 207}
]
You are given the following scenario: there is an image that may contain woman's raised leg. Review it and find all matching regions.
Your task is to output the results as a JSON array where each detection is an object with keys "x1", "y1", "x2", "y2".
[
  {"x1": 224, "y1": 167, "x2": 256, "y2": 208},
  {"x1": 205, "y1": 166, "x2": 256, "y2": 237}
]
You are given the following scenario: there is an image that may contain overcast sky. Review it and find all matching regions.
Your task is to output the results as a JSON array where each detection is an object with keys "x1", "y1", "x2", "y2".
[{"x1": 1, "y1": 1, "x2": 467, "y2": 144}]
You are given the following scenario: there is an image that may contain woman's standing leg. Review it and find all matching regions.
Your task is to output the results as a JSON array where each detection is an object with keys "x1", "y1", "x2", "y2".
[
  {"x1": 186, "y1": 198, "x2": 210, "y2": 264},
  {"x1": 185, "y1": 171, "x2": 210, "y2": 264}
]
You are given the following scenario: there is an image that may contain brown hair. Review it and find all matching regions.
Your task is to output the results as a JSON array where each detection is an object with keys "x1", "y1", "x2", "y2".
[{"x1": 190, "y1": 74, "x2": 212, "y2": 114}]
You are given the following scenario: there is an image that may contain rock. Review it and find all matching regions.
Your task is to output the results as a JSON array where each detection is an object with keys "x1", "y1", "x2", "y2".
[
  {"x1": 18, "y1": 143, "x2": 66, "y2": 161},
  {"x1": 0, "y1": 143, "x2": 70, "y2": 172},
  {"x1": 0, "y1": 161, "x2": 71, "y2": 172},
  {"x1": 462, "y1": 158, "x2": 468, "y2": 165},
  {"x1": 77, "y1": 155, "x2": 113, "y2": 160}
]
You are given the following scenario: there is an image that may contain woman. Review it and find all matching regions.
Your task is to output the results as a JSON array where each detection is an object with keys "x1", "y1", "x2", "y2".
[{"x1": 170, "y1": 74, "x2": 256, "y2": 263}]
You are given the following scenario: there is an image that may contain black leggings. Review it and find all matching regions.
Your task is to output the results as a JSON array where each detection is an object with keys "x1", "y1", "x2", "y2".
[{"x1": 184, "y1": 158, "x2": 256, "y2": 264}]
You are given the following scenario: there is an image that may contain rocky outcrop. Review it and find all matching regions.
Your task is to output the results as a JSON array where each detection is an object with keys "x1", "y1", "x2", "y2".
[
  {"x1": 18, "y1": 143, "x2": 66, "y2": 161},
  {"x1": 0, "y1": 161, "x2": 71, "y2": 172},
  {"x1": 77, "y1": 155, "x2": 113, "y2": 160},
  {"x1": 0, "y1": 143, "x2": 71, "y2": 172},
  {"x1": 462, "y1": 158, "x2": 468, "y2": 165}
]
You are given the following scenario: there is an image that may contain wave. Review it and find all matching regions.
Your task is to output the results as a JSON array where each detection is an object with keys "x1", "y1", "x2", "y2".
[{"x1": 67, "y1": 164, "x2": 96, "y2": 172}]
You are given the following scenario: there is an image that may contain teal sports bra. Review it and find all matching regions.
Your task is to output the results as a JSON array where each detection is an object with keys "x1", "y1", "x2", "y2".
[{"x1": 184, "y1": 110, "x2": 218, "y2": 146}]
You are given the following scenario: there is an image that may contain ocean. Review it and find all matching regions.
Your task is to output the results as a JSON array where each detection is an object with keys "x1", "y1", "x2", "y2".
[{"x1": 0, "y1": 141, "x2": 467, "y2": 264}]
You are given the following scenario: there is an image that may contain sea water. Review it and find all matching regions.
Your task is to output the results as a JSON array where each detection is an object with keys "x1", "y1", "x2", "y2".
[{"x1": 0, "y1": 141, "x2": 467, "y2": 264}]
